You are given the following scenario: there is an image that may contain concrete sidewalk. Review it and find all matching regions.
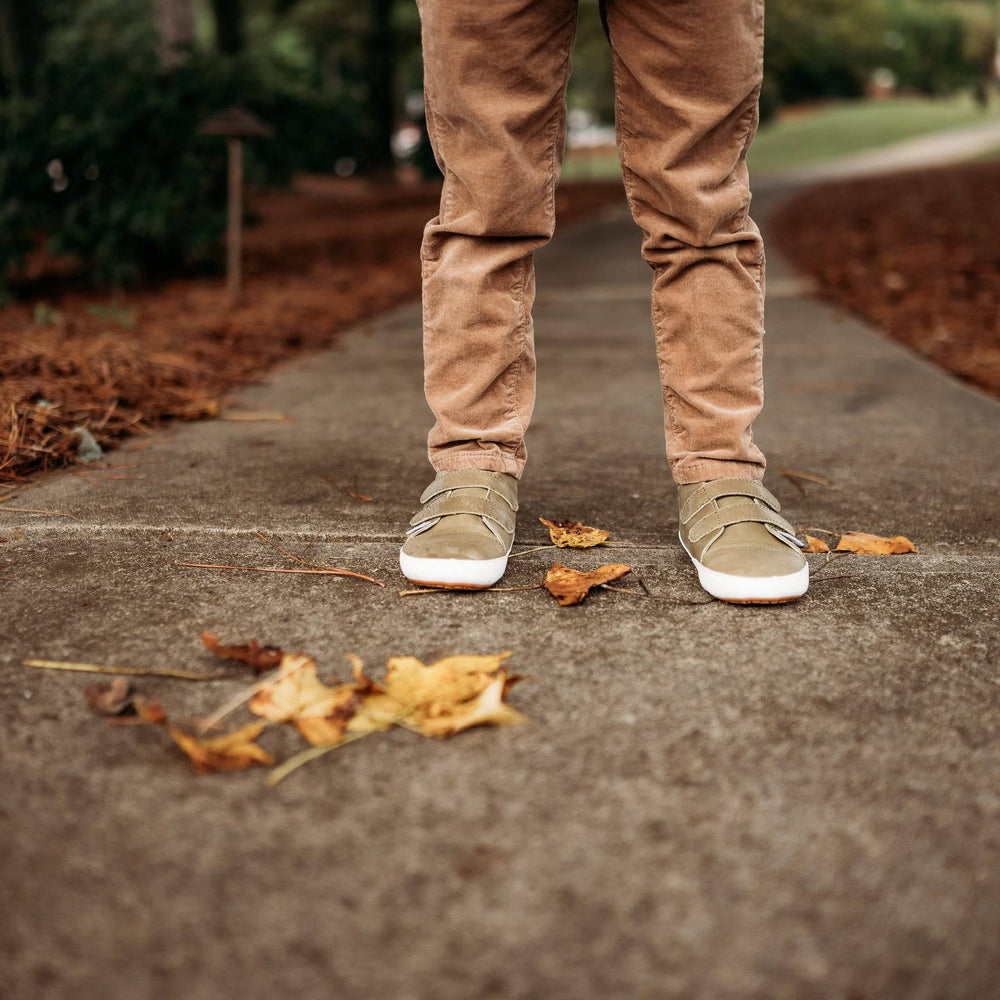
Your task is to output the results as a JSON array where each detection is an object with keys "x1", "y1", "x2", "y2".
[{"x1": 2, "y1": 186, "x2": 999, "y2": 1000}]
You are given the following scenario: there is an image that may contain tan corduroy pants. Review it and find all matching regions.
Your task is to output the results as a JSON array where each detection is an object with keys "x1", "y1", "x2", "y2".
[{"x1": 417, "y1": 0, "x2": 767, "y2": 484}]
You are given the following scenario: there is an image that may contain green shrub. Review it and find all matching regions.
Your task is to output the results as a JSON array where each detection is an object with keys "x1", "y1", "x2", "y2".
[
  {"x1": 764, "y1": 0, "x2": 886, "y2": 107},
  {"x1": 1, "y1": 50, "x2": 228, "y2": 289},
  {"x1": 0, "y1": 5, "x2": 362, "y2": 293},
  {"x1": 882, "y1": 1, "x2": 997, "y2": 97},
  {"x1": 762, "y1": 0, "x2": 997, "y2": 111}
]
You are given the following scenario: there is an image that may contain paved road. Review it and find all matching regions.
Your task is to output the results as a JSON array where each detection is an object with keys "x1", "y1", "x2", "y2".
[{"x1": 2, "y1": 182, "x2": 999, "y2": 999}]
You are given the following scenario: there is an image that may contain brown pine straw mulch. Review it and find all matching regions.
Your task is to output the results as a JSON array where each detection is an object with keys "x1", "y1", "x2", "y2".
[
  {"x1": 0, "y1": 175, "x2": 625, "y2": 492},
  {"x1": 770, "y1": 159, "x2": 1000, "y2": 400}
]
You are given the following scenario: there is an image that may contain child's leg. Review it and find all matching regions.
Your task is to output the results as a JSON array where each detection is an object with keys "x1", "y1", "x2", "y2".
[
  {"x1": 601, "y1": 0, "x2": 767, "y2": 484},
  {"x1": 416, "y1": 0, "x2": 580, "y2": 479}
]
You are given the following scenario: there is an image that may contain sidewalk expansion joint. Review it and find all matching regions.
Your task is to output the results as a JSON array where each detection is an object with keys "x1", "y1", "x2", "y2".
[{"x1": 5, "y1": 521, "x2": 1000, "y2": 568}]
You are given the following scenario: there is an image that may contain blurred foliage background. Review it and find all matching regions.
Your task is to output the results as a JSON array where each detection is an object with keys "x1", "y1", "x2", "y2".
[{"x1": 1, "y1": 0, "x2": 998, "y2": 292}]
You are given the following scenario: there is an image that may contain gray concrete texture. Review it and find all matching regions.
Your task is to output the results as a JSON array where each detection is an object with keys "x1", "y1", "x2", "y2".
[{"x1": 2, "y1": 183, "x2": 999, "y2": 1000}]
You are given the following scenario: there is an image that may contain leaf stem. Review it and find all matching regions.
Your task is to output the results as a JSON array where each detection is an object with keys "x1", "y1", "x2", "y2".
[
  {"x1": 22, "y1": 659, "x2": 229, "y2": 681},
  {"x1": 267, "y1": 730, "x2": 373, "y2": 786},
  {"x1": 172, "y1": 561, "x2": 384, "y2": 586},
  {"x1": 507, "y1": 544, "x2": 557, "y2": 559},
  {"x1": 398, "y1": 583, "x2": 544, "y2": 597}
]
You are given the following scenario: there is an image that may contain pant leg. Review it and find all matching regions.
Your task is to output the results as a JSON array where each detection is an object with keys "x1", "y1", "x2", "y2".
[
  {"x1": 601, "y1": 0, "x2": 768, "y2": 484},
  {"x1": 416, "y1": 0, "x2": 579, "y2": 478}
]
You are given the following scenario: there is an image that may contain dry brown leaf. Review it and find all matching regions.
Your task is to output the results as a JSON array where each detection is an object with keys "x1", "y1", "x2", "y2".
[
  {"x1": 780, "y1": 469, "x2": 832, "y2": 487},
  {"x1": 248, "y1": 654, "x2": 346, "y2": 722},
  {"x1": 84, "y1": 677, "x2": 133, "y2": 716},
  {"x1": 346, "y1": 692, "x2": 406, "y2": 734},
  {"x1": 413, "y1": 675, "x2": 529, "y2": 738},
  {"x1": 539, "y1": 517, "x2": 610, "y2": 548},
  {"x1": 105, "y1": 697, "x2": 168, "y2": 727},
  {"x1": 543, "y1": 562, "x2": 631, "y2": 605},
  {"x1": 248, "y1": 652, "x2": 386, "y2": 746},
  {"x1": 380, "y1": 652, "x2": 526, "y2": 738},
  {"x1": 383, "y1": 652, "x2": 511, "y2": 709},
  {"x1": 293, "y1": 709, "x2": 358, "y2": 748},
  {"x1": 803, "y1": 534, "x2": 831, "y2": 553},
  {"x1": 293, "y1": 662, "x2": 378, "y2": 746},
  {"x1": 201, "y1": 631, "x2": 285, "y2": 674},
  {"x1": 135, "y1": 699, "x2": 168, "y2": 725},
  {"x1": 168, "y1": 721, "x2": 275, "y2": 774},
  {"x1": 329, "y1": 481, "x2": 374, "y2": 502},
  {"x1": 341, "y1": 655, "x2": 405, "y2": 735},
  {"x1": 835, "y1": 532, "x2": 918, "y2": 555}
]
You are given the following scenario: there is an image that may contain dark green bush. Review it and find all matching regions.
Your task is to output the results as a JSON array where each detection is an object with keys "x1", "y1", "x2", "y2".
[
  {"x1": 763, "y1": 0, "x2": 884, "y2": 107},
  {"x1": 762, "y1": 0, "x2": 997, "y2": 111},
  {"x1": 881, "y1": 1, "x2": 996, "y2": 97},
  {"x1": 1, "y1": 53, "x2": 227, "y2": 289},
  {"x1": 0, "y1": 8, "x2": 362, "y2": 293}
]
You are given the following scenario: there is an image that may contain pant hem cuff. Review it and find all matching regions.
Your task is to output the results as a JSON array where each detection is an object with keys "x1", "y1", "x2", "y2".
[
  {"x1": 431, "y1": 453, "x2": 524, "y2": 479},
  {"x1": 671, "y1": 461, "x2": 765, "y2": 485}
]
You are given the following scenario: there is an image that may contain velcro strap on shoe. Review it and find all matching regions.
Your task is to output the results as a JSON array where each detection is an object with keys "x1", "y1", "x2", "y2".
[
  {"x1": 409, "y1": 492, "x2": 516, "y2": 534},
  {"x1": 679, "y1": 478, "x2": 780, "y2": 524},
  {"x1": 419, "y1": 470, "x2": 518, "y2": 511},
  {"x1": 687, "y1": 499, "x2": 797, "y2": 543}
]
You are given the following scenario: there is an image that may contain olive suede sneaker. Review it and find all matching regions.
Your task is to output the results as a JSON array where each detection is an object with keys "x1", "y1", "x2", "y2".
[
  {"x1": 400, "y1": 470, "x2": 518, "y2": 589},
  {"x1": 677, "y1": 478, "x2": 808, "y2": 604}
]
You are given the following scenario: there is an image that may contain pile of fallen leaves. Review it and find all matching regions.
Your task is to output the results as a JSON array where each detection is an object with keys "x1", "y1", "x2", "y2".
[
  {"x1": 83, "y1": 632, "x2": 528, "y2": 785},
  {"x1": 0, "y1": 176, "x2": 625, "y2": 488},
  {"x1": 771, "y1": 159, "x2": 1000, "y2": 399}
]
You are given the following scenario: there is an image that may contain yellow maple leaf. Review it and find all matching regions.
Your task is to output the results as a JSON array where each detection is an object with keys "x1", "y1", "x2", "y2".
[
  {"x1": 249, "y1": 654, "x2": 354, "y2": 722},
  {"x1": 383, "y1": 652, "x2": 511, "y2": 709},
  {"x1": 345, "y1": 691, "x2": 405, "y2": 734},
  {"x1": 413, "y1": 675, "x2": 529, "y2": 738},
  {"x1": 249, "y1": 652, "x2": 380, "y2": 746},
  {"x1": 169, "y1": 721, "x2": 274, "y2": 774},
  {"x1": 380, "y1": 652, "x2": 526, "y2": 739},
  {"x1": 293, "y1": 710, "x2": 357, "y2": 747},
  {"x1": 539, "y1": 517, "x2": 610, "y2": 548},
  {"x1": 338, "y1": 654, "x2": 405, "y2": 735}
]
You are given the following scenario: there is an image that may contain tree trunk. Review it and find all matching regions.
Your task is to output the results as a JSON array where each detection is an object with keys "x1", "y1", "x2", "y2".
[
  {"x1": 0, "y1": 0, "x2": 48, "y2": 96},
  {"x1": 0, "y1": 1, "x2": 18, "y2": 96},
  {"x1": 362, "y1": 0, "x2": 397, "y2": 179},
  {"x1": 210, "y1": 0, "x2": 244, "y2": 56},
  {"x1": 154, "y1": 0, "x2": 196, "y2": 66}
]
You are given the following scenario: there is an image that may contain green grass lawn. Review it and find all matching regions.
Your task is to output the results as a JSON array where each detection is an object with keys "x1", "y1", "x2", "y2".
[{"x1": 561, "y1": 92, "x2": 1000, "y2": 180}]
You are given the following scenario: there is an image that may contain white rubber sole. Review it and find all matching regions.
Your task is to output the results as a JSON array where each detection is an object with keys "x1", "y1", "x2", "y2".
[
  {"x1": 399, "y1": 550, "x2": 509, "y2": 589},
  {"x1": 679, "y1": 533, "x2": 809, "y2": 604}
]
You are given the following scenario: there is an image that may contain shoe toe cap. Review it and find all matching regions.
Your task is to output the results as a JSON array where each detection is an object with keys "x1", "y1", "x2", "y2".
[
  {"x1": 402, "y1": 530, "x2": 505, "y2": 561},
  {"x1": 703, "y1": 545, "x2": 806, "y2": 578}
]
